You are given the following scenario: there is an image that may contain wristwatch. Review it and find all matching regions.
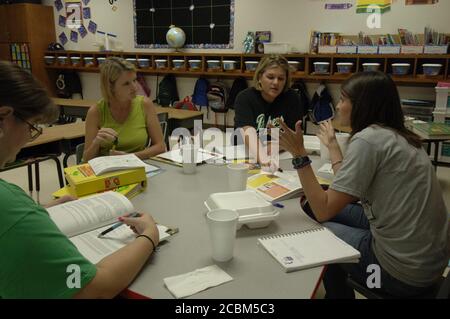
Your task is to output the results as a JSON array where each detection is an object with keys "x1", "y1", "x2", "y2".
[{"x1": 292, "y1": 155, "x2": 312, "y2": 169}]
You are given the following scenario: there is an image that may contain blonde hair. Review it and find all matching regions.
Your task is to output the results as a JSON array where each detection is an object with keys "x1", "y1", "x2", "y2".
[
  {"x1": 100, "y1": 57, "x2": 136, "y2": 102},
  {"x1": 253, "y1": 55, "x2": 291, "y2": 93}
]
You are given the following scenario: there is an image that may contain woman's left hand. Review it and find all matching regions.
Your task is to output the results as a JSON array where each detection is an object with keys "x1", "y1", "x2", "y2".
[
  {"x1": 279, "y1": 120, "x2": 306, "y2": 157},
  {"x1": 109, "y1": 150, "x2": 127, "y2": 156},
  {"x1": 44, "y1": 195, "x2": 77, "y2": 208}
]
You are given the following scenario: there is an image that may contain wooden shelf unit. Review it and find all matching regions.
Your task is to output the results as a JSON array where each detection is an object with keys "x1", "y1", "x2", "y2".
[
  {"x1": 1, "y1": 4, "x2": 56, "y2": 93},
  {"x1": 44, "y1": 51, "x2": 450, "y2": 85}
]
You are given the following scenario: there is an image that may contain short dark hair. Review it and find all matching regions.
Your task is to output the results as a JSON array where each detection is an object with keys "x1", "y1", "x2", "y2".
[
  {"x1": 0, "y1": 61, "x2": 58, "y2": 123},
  {"x1": 341, "y1": 71, "x2": 422, "y2": 148}
]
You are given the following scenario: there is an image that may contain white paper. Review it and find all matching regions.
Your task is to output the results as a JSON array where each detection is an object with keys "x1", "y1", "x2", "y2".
[
  {"x1": 163, "y1": 265, "x2": 233, "y2": 299},
  {"x1": 71, "y1": 224, "x2": 171, "y2": 264},
  {"x1": 88, "y1": 154, "x2": 148, "y2": 175},
  {"x1": 157, "y1": 148, "x2": 219, "y2": 164},
  {"x1": 47, "y1": 192, "x2": 134, "y2": 238}
]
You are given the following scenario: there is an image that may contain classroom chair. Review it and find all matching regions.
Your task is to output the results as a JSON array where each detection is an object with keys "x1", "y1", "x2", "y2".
[{"x1": 346, "y1": 274, "x2": 449, "y2": 299}]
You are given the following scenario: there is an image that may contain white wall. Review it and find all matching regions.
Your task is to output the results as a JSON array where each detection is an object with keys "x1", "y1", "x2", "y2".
[{"x1": 43, "y1": 0, "x2": 450, "y2": 124}]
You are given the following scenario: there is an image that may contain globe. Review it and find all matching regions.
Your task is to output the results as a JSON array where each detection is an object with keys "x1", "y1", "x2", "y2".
[{"x1": 166, "y1": 26, "x2": 186, "y2": 50}]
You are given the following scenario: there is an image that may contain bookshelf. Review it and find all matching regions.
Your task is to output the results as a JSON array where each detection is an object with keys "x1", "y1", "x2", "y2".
[{"x1": 44, "y1": 51, "x2": 450, "y2": 86}]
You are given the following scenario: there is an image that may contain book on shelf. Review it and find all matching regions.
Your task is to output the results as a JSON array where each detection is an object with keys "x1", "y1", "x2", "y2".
[
  {"x1": 409, "y1": 122, "x2": 450, "y2": 139},
  {"x1": 258, "y1": 222, "x2": 360, "y2": 272},
  {"x1": 52, "y1": 182, "x2": 145, "y2": 200},
  {"x1": 64, "y1": 163, "x2": 147, "y2": 197},
  {"x1": 47, "y1": 191, "x2": 177, "y2": 264}
]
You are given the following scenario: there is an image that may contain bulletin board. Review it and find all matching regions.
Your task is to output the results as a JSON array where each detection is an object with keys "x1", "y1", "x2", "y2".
[{"x1": 133, "y1": 0, "x2": 234, "y2": 49}]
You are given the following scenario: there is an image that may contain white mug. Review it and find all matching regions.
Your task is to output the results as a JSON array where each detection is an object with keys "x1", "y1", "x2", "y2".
[{"x1": 206, "y1": 209, "x2": 239, "y2": 262}]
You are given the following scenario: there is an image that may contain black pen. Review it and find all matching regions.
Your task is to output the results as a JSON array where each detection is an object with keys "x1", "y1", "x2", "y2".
[{"x1": 97, "y1": 212, "x2": 140, "y2": 238}]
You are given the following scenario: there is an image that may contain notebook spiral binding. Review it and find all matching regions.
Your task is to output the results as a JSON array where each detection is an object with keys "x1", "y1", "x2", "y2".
[{"x1": 260, "y1": 226, "x2": 324, "y2": 240}]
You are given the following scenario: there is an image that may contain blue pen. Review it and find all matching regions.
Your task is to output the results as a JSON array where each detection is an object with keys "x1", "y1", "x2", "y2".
[
  {"x1": 272, "y1": 202, "x2": 284, "y2": 208},
  {"x1": 97, "y1": 212, "x2": 140, "y2": 238}
]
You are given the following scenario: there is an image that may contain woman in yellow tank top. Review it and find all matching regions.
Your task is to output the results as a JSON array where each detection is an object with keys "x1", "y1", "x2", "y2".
[{"x1": 83, "y1": 57, "x2": 166, "y2": 161}]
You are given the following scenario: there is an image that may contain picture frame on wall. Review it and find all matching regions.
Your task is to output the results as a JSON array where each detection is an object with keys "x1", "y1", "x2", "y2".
[{"x1": 255, "y1": 31, "x2": 271, "y2": 54}]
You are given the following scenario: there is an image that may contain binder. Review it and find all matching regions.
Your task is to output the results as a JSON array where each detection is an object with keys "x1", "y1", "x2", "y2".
[
  {"x1": 258, "y1": 227, "x2": 360, "y2": 272},
  {"x1": 64, "y1": 163, "x2": 147, "y2": 197}
]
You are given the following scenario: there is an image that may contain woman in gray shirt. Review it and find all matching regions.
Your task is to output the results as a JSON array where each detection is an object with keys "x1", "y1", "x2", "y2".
[{"x1": 279, "y1": 71, "x2": 449, "y2": 298}]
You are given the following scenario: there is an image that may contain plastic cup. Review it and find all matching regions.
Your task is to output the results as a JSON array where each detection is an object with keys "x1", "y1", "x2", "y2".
[
  {"x1": 227, "y1": 163, "x2": 249, "y2": 191},
  {"x1": 206, "y1": 209, "x2": 239, "y2": 262},
  {"x1": 320, "y1": 133, "x2": 350, "y2": 162},
  {"x1": 181, "y1": 144, "x2": 198, "y2": 174}
]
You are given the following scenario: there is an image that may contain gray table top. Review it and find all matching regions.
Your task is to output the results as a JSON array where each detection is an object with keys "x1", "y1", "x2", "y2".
[{"x1": 126, "y1": 158, "x2": 327, "y2": 299}]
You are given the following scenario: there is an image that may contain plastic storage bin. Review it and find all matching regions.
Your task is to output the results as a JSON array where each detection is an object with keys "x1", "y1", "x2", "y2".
[
  {"x1": 336, "y1": 62, "x2": 353, "y2": 74},
  {"x1": 313, "y1": 62, "x2": 330, "y2": 74},
  {"x1": 137, "y1": 58, "x2": 150, "y2": 68},
  {"x1": 222, "y1": 60, "x2": 237, "y2": 71},
  {"x1": 244, "y1": 61, "x2": 258, "y2": 72},
  {"x1": 96, "y1": 57, "x2": 106, "y2": 66},
  {"x1": 172, "y1": 59, "x2": 185, "y2": 69},
  {"x1": 207, "y1": 60, "x2": 221, "y2": 71},
  {"x1": 288, "y1": 61, "x2": 300, "y2": 72},
  {"x1": 155, "y1": 59, "x2": 167, "y2": 69},
  {"x1": 70, "y1": 56, "x2": 81, "y2": 66},
  {"x1": 83, "y1": 57, "x2": 95, "y2": 67},
  {"x1": 204, "y1": 190, "x2": 280, "y2": 230},
  {"x1": 125, "y1": 58, "x2": 137, "y2": 66},
  {"x1": 44, "y1": 55, "x2": 55, "y2": 65},
  {"x1": 57, "y1": 56, "x2": 68, "y2": 65},
  {"x1": 188, "y1": 59, "x2": 201, "y2": 70},
  {"x1": 263, "y1": 42, "x2": 291, "y2": 54},
  {"x1": 391, "y1": 63, "x2": 410, "y2": 75},
  {"x1": 362, "y1": 63, "x2": 381, "y2": 72},
  {"x1": 422, "y1": 64, "x2": 442, "y2": 76}
]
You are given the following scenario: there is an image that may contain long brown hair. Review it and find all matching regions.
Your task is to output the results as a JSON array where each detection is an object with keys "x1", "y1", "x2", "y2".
[
  {"x1": 0, "y1": 61, "x2": 57, "y2": 123},
  {"x1": 341, "y1": 71, "x2": 422, "y2": 148}
]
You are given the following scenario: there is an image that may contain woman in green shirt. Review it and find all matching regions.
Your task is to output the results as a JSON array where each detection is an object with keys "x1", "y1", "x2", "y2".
[
  {"x1": 0, "y1": 61, "x2": 160, "y2": 298},
  {"x1": 83, "y1": 57, "x2": 166, "y2": 161}
]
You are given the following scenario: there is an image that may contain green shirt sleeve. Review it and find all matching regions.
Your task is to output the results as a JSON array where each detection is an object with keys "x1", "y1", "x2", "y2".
[{"x1": 0, "y1": 181, "x2": 97, "y2": 298}]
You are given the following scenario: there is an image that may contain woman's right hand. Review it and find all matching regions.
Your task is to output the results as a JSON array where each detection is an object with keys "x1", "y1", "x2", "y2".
[
  {"x1": 119, "y1": 213, "x2": 160, "y2": 246},
  {"x1": 93, "y1": 128, "x2": 118, "y2": 147},
  {"x1": 317, "y1": 120, "x2": 337, "y2": 148}
]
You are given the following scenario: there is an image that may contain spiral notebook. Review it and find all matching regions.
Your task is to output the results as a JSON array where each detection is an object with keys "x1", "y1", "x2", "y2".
[{"x1": 258, "y1": 227, "x2": 361, "y2": 272}]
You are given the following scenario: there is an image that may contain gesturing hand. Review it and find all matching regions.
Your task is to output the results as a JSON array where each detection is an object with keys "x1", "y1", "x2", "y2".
[
  {"x1": 279, "y1": 120, "x2": 305, "y2": 158},
  {"x1": 316, "y1": 120, "x2": 337, "y2": 148}
]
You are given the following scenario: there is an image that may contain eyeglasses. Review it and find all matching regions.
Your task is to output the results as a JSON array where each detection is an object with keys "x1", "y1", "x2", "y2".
[{"x1": 14, "y1": 114, "x2": 43, "y2": 141}]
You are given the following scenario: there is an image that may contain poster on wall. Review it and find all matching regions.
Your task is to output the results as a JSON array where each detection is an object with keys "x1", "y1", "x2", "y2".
[
  {"x1": 88, "y1": 20, "x2": 97, "y2": 34},
  {"x1": 70, "y1": 30, "x2": 78, "y2": 42},
  {"x1": 78, "y1": 25, "x2": 88, "y2": 38},
  {"x1": 356, "y1": 0, "x2": 392, "y2": 13}
]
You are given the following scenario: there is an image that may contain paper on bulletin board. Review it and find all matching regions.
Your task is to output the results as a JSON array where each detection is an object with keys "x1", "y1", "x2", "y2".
[
  {"x1": 88, "y1": 20, "x2": 97, "y2": 34},
  {"x1": 59, "y1": 32, "x2": 68, "y2": 45},
  {"x1": 70, "y1": 30, "x2": 78, "y2": 43},
  {"x1": 78, "y1": 25, "x2": 87, "y2": 38},
  {"x1": 54, "y1": 0, "x2": 63, "y2": 12}
]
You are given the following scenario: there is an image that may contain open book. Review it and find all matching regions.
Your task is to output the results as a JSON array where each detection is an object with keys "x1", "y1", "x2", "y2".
[
  {"x1": 258, "y1": 226, "x2": 360, "y2": 272},
  {"x1": 47, "y1": 192, "x2": 176, "y2": 264},
  {"x1": 247, "y1": 171, "x2": 303, "y2": 202},
  {"x1": 153, "y1": 148, "x2": 219, "y2": 166},
  {"x1": 88, "y1": 154, "x2": 160, "y2": 175}
]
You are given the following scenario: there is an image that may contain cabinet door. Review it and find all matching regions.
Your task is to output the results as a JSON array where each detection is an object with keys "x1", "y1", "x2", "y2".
[
  {"x1": 0, "y1": 43, "x2": 10, "y2": 61},
  {"x1": 6, "y1": 5, "x2": 29, "y2": 42},
  {"x1": 0, "y1": 6, "x2": 8, "y2": 42}
]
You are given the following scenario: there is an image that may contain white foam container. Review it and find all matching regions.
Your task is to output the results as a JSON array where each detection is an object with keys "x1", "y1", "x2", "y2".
[
  {"x1": 222, "y1": 60, "x2": 237, "y2": 70},
  {"x1": 204, "y1": 190, "x2": 280, "y2": 230},
  {"x1": 207, "y1": 60, "x2": 221, "y2": 70},
  {"x1": 244, "y1": 61, "x2": 258, "y2": 71},
  {"x1": 155, "y1": 59, "x2": 167, "y2": 69},
  {"x1": 172, "y1": 59, "x2": 185, "y2": 69},
  {"x1": 188, "y1": 59, "x2": 201, "y2": 70}
]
